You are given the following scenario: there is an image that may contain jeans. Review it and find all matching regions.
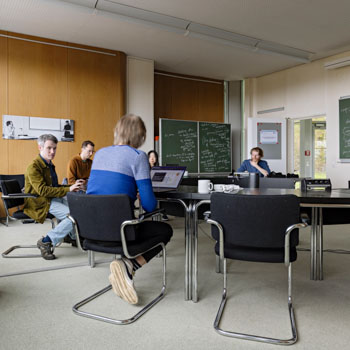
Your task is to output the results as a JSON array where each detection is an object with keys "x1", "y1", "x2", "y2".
[{"x1": 47, "y1": 197, "x2": 75, "y2": 246}]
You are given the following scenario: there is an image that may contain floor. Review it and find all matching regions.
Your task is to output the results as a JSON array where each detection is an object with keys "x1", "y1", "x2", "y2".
[{"x1": 0, "y1": 217, "x2": 350, "y2": 350}]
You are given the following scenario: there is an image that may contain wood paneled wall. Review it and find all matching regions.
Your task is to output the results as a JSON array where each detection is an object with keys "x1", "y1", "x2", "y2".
[
  {"x1": 154, "y1": 71, "x2": 224, "y2": 135},
  {"x1": 0, "y1": 31, "x2": 126, "y2": 179}
]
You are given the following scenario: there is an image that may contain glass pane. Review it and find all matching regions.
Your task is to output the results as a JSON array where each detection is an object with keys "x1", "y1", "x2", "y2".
[
  {"x1": 314, "y1": 128, "x2": 326, "y2": 178},
  {"x1": 294, "y1": 121, "x2": 300, "y2": 175}
]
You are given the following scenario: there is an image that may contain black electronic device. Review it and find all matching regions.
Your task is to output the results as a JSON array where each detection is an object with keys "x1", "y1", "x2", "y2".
[{"x1": 301, "y1": 178, "x2": 332, "y2": 192}]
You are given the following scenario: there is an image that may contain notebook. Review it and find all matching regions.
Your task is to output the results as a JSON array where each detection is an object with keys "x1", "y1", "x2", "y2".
[{"x1": 151, "y1": 166, "x2": 186, "y2": 192}]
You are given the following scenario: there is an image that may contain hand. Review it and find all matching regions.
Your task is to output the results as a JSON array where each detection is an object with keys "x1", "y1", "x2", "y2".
[
  {"x1": 69, "y1": 183, "x2": 81, "y2": 192},
  {"x1": 75, "y1": 179, "x2": 86, "y2": 185},
  {"x1": 260, "y1": 169, "x2": 269, "y2": 177}
]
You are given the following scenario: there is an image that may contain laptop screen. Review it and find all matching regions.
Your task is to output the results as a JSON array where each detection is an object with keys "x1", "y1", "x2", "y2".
[{"x1": 151, "y1": 166, "x2": 186, "y2": 189}]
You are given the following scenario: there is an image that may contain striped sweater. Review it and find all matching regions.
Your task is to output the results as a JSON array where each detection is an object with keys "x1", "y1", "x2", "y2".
[{"x1": 86, "y1": 145, "x2": 157, "y2": 212}]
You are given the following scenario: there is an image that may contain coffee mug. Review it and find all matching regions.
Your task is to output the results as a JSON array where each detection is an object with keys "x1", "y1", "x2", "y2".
[{"x1": 198, "y1": 179, "x2": 213, "y2": 194}]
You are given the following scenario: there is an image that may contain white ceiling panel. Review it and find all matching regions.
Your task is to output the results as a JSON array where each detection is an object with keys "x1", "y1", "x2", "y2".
[{"x1": 1, "y1": 0, "x2": 350, "y2": 79}]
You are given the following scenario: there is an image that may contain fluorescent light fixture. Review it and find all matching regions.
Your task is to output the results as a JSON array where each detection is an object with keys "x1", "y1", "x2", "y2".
[
  {"x1": 257, "y1": 107, "x2": 285, "y2": 114},
  {"x1": 60, "y1": 0, "x2": 312, "y2": 62},
  {"x1": 324, "y1": 57, "x2": 350, "y2": 70}
]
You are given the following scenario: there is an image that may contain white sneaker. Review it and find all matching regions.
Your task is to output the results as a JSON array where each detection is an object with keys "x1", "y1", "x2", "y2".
[{"x1": 109, "y1": 258, "x2": 138, "y2": 305}]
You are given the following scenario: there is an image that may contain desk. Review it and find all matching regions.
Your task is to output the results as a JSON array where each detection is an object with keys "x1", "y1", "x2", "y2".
[{"x1": 156, "y1": 187, "x2": 350, "y2": 302}]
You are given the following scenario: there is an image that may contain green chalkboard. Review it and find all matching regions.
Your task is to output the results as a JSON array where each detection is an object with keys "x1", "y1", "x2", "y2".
[
  {"x1": 339, "y1": 98, "x2": 350, "y2": 159},
  {"x1": 160, "y1": 119, "x2": 231, "y2": 173},
  {"x1": 160, "y1": 119, "x2": 198, "y2": 173},
  {"x1": 199, "y1": 122, "x2": 231, "y2": 173}
]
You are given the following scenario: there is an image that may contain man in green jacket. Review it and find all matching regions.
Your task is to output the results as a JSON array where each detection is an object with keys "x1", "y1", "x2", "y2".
[{"x1": 24, "y1": 134, "x2": 83, "y2": 260}]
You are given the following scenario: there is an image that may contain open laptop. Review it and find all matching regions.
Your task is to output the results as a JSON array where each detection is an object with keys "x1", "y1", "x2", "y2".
[{"x1": 151, "y1": 166, "x2": 187, "y2": 192}]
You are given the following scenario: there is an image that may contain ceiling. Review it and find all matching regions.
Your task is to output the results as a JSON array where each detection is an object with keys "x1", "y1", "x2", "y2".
[{"x1": 1, "y1": 0, "x2": 350, "y2": 80}]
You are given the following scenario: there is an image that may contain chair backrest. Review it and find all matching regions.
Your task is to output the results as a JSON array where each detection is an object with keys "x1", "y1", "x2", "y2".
[
  {"x1": 0, "y1": 179, "x2": 24, "y2": 209},
  {"x1": 0, "y1": 174, "x2": 25, "y2": 190},
  {"x1": 210, "y1": 193, "x2": 300, "y2": 248},
  {"x1": 67, "y1": 192, "x2": 137, "y2": 242},
  {"x1": 259, "y1": 177, "x2": 296, "y2": 189}
]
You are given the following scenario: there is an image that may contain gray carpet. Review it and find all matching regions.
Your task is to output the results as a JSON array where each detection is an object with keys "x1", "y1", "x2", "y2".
[{"x1": 0, "y1": 217, "x2": 350, "y2": 350}]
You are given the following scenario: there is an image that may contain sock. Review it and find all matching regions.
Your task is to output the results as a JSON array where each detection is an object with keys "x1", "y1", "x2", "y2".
[
  {"x1": 42, "y1": 235, "x2": 52, "y2": 243},
  {"x1": 130, "y1": 258, "x2": 142, "y2": 272}
]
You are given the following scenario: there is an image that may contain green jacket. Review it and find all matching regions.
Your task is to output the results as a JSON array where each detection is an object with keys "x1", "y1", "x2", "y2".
[{"x1": 23, "y1": 155, "x2": 70, "y2": 223}]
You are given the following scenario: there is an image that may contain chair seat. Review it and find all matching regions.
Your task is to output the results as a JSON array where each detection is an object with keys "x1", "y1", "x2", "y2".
[
  {"x1": 12, "y1": 210, "x2": 30, "y2": 220},
  {"x1": 215, "y1": 243, "x2": 297, "y2": 263},
  {"x1": 84, "y1": 233, "x2": 164, "y2": 256},
  {"x1": 12, "y1": 210, "x2": 54, "y2": 221}
]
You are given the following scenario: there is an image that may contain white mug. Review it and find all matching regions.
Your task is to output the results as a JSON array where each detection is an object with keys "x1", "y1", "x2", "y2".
[{"x1": 198, "y1": 179, "x2": 213, "y2": 194}]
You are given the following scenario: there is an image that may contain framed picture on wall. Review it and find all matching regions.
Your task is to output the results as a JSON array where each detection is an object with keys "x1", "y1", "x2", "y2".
[{"x1": 2, "y1": 115, "x2": 74, "y2": 142}]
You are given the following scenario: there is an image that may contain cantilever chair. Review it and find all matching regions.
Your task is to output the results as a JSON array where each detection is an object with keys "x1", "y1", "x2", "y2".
[
  {"x1": 205, "y1": 193, "x2": 307, "y2": 345},
  {"x1": 67, "y1": 192, "x2": 168, "y2": 325},
  {"x1": 0, "y1": 179, "x2": 55, "y2": 258}
]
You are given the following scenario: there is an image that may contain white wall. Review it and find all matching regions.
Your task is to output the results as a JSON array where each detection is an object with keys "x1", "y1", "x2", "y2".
[
  {"x1": 245, "y1": 51, "x2": 350, "y2": 187},
  {"x1": 126, "y1": 56, "x2": 154, "y2": 153}
]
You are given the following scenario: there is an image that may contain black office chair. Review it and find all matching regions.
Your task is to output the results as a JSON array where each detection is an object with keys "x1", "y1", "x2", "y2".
[
  {"x1": 205, "y1": 193, "x2": 307, "y2": 345},
  {"x1": 0, "y1": 179, "x2": 55, "y2": 258},
  {"x1": 67, "y1": 192, "x2": 168, "y2": 325},
  {"x1": 0, "y1": 174, "x2": 25, "y2": 190}
]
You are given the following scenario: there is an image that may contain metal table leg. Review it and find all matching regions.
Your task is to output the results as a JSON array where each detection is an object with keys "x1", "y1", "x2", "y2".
[
  {"x1": 318, "y1": 208, "x2": 324, "y2": 280},
  {"x1": 192, "y1": 200, "x2": 210, "y2": 303}
]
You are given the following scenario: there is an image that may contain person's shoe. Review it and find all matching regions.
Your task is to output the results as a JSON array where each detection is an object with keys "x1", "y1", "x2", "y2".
[
  {"x1": 37, "y1": 238, "x2": 56, "y2": 260},
  {"x1": 63, "y1": 235, "x2": 77, "y2": 247},
  {"x1": 109, "y1": 258, "x2": 138, "y2": 305}
]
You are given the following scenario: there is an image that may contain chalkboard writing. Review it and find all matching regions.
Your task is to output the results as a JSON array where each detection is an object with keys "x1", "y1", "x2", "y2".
[
  {"x1": 160, "y1": 119, "x2": 231, "y2": 173},
  {"x1": 339, "y1": 98, "x2": 350, "y2": 159},
  {"x1": 161, "y1": 119, "x2": 198, "y2": 173},
  {"x1": 199, "y1": 122, "x2": 231, "y2": 173}
]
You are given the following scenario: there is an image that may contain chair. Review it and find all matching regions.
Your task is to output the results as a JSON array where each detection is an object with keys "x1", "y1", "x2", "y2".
[
  {"x1": 66, "y1": 192, "x2": 168, "y2": 325},
  {"x1": 0, "y1": 179, "x2": 55, "y2": 258},
  {"x1": 205, "y1": 193, "x2": 307, "y2": 345},
  {"x1": 0, "y1": 174, "x2": 25, "y2": 225}
]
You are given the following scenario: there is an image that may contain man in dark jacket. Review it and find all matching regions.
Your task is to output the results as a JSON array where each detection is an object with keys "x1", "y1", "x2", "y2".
[{"x1": 24, "y1": 134, "x2": 83, "y2": 260}]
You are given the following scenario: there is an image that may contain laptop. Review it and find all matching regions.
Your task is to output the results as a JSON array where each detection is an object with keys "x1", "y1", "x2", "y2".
[{"x1": 151, "y1": 166, "x2": 187, "y2": 192}]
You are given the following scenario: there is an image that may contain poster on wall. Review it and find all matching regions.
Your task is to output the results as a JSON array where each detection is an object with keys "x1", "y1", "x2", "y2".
[{"x1": 2, "y1": 115, "x2": 74, "y2": 141}]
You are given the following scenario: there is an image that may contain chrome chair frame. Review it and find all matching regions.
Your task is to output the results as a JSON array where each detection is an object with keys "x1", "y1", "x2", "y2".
[
  {"x1": 1, "y1": 191, "x2": 56, "y2": 258},
  {"x1": 68, "y1": 208, "x2": 167, "y2": 325},
  {"x1": 206, "y1": 215, "x2": 307, "y2": 345}
]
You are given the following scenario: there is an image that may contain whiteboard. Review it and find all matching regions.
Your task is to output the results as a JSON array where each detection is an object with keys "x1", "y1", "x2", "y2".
[{"x1": 29, "y1": 117, "x2": 61, "y2": 131}]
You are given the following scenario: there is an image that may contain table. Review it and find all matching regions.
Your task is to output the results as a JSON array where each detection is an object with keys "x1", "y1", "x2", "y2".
[{"x1": 156, "y1": 187, "x2": 350, "y2": 302}]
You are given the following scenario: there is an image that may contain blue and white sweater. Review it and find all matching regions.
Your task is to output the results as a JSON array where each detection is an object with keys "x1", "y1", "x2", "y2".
[{"x1": 87, "y1": 145, "x2": 157, "y2": 212}]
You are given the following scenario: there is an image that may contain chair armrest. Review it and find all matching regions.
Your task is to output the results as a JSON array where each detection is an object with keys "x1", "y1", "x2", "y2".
[
  {"x1": 139, "y1": 208, "x2": 165, "y2": 221},
  {"x1": 284, "y1": 222, "x2": 308, "y2": 266},
  {"x1": 203, "y1": 211, "x2": 211, "y2": 220},
  {"x1": 2, "y1": 193, "x2": 37, "y2": 199}
]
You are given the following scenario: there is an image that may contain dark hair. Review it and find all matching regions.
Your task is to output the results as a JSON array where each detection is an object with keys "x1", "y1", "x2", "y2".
[
  {"x1": 250, "y1": 147, "x2": 264, "y2": 157},
  {"x1": 148, "y1": 150, "x2": 159, "y2": 166},
  {"x1": 82, "y1": 140, "x2": 95, "y2": 148},
  {"x1": 6, "y1": 121, "x2": 12, "y2": 126}
]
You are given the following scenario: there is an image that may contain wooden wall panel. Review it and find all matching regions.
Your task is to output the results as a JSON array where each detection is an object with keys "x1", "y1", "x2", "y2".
[
  {"x1": 154, "y1": 72, "x2": 224, "y2": 135},
  {"x1": 68, "y1": 50, "x2": 126, "y2": 163},
  {"x1": 0, "y1": 32, "x2": 126, "y2": 183},
  {"x1": 0, "y1": 35, "x2": 9, "y2": 175}
]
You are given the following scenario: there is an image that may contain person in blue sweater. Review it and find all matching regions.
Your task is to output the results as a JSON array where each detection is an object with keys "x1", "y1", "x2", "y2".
[
  {"x1": 237, "y1": 147, "x2": 271, "y2": 177},
  {"x1": 87, "y1": 114, "x2": 172, "y2": 305}
]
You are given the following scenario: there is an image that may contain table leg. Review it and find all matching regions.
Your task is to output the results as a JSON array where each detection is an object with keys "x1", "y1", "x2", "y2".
[
  {"x1": 318, "y1": 208, "x2": 324, "y2": 280},
  {"x1": 310, "y1": 207, "x2": 318, "y2": 280},
  {"x1": 185, "y1": 203, "x2": 193, "y2": 301},
  {"x1": 192, "y1": 200, "x2": 211, "y2": 303}
]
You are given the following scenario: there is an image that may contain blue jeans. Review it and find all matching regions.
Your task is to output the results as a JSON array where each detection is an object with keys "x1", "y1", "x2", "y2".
[{"x1": 47, "y1": 197, "x2": 75, "y2": 246}]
